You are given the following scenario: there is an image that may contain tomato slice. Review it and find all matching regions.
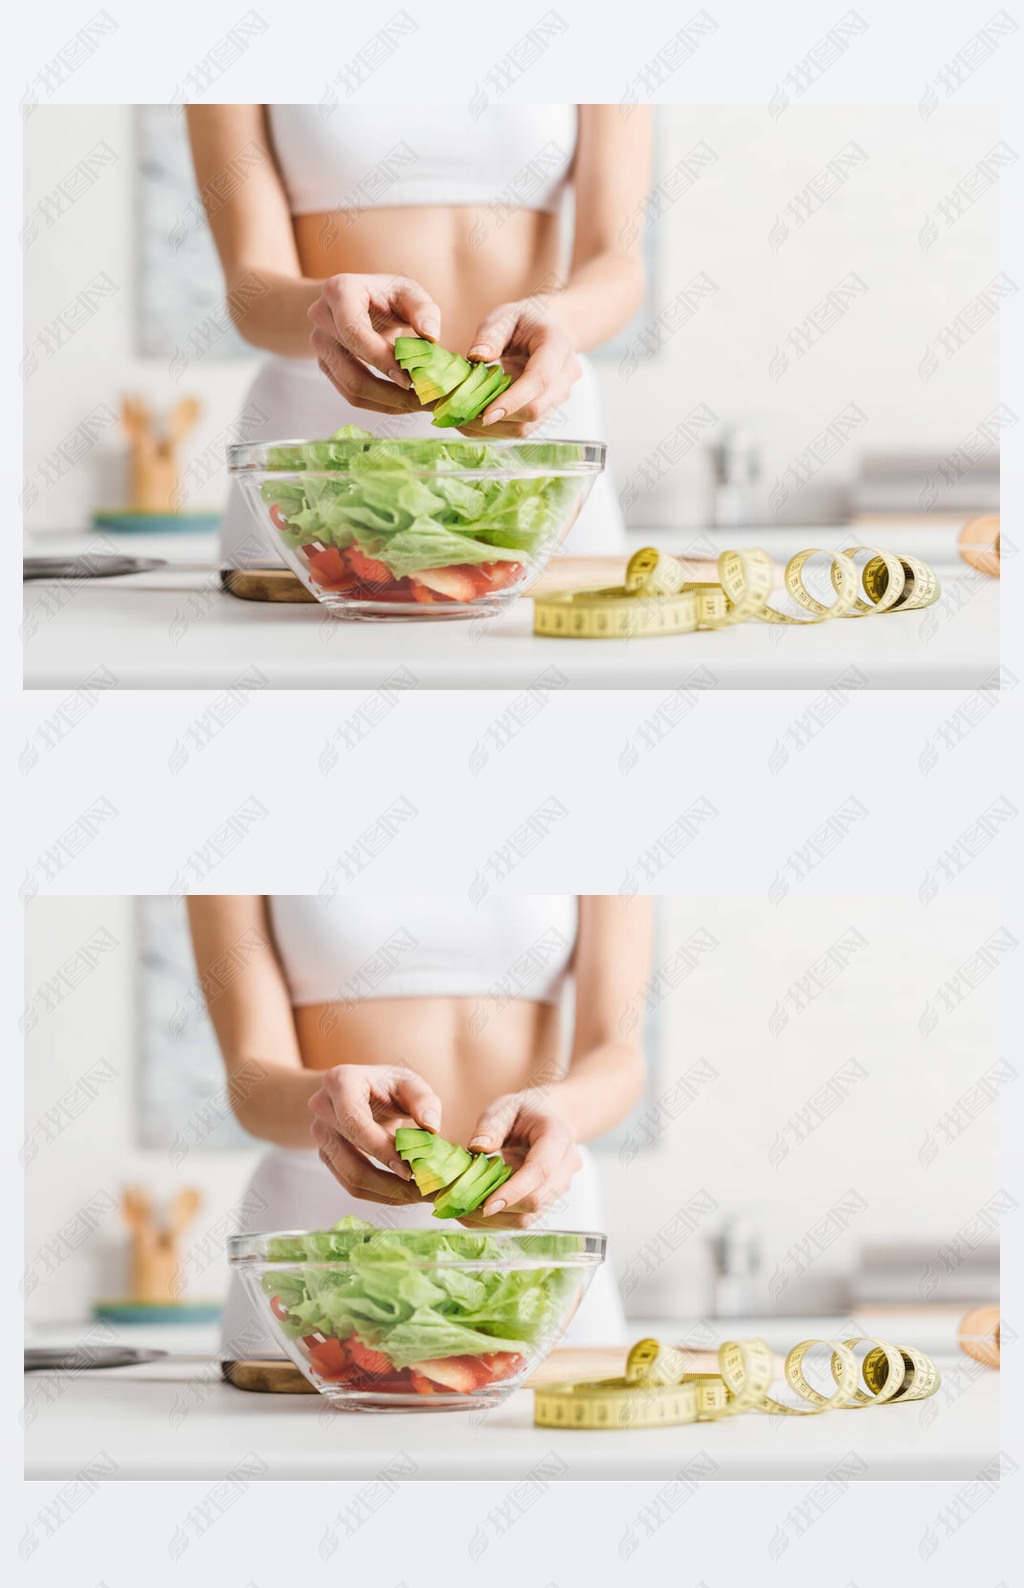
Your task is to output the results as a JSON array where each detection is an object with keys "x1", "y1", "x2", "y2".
[
  {"x1": 362, "y1": 1372, "x2": 414, "y2": 1392},
  {"x1": 410, "y1": 565, "x2": 479, "y2": 603},
  {"x1": 349, "y1": 581, "x2": 416, "y2": 603},
  {"x1": 408, "y1": 1355, "x2": 489, "y2": 1392},
  {"x1": 269, "y1": 1294, "x2": 290, "y2": 1322},
  {"x1": 306, "y1": 546, "x2": 356, "y2": 590},
  {"x1": 346, "y1": 1337, "x2": 394, "y2": 1376},
  {"x1": 269, "y1": 504, "x2": 290, "y2": 533},
  {"x1": 345, "y1": 547, "x2": 395, "y2": 587},
  {"x1": 477, "y1": 1351, "x2": 526, "y2": 1382},
  {"x1": 307, "y1": 1336, "x2": 350, "y2": 1381},
  {"x1": 476, "y1": 561, "x2": 524, "y2": 593}
]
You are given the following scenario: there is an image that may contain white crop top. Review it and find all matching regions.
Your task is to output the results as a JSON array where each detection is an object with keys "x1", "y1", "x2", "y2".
[
  {"x1": 266, "y1": 105, "x2": 577, "y2": 216},
  {"x1": 268, "y1": 896, "x2": 578, "y2": 1006}
]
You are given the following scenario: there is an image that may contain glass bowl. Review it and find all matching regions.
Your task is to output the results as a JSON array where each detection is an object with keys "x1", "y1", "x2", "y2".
[
  {"x1": 227, "y1": 434, "x2": 605, "y2": 621},
  {"x1": 228, "y1": 1224, "x2": 606, "y2": 1412}
]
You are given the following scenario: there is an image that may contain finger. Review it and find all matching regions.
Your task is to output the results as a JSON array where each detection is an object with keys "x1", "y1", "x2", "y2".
[
  {"x1": 312, "y1": 344, "x2": 421, "y2": 413},
  {"x1": 311, "y1": 1121, "x2": 421, "y2": 1203},
  {"x1": 483, "y1": 1123, "x2": 576, "y2": 1216},
  {"x1": 455, "y1": 418, "x2": 542, "y2": 440},
  {"x1": 316, "y1": 278, "x2": 395, "y2": 373},
  {"x1": 485, "y1": 345, "x2": 576, "y2": 427},
  {"x1": 467, "y1": 302, "x2": 521, "y2": 362},
  {"x1": 317, "y1": 276, "x2": 440, "y2": 374},
  {"x1": 309, "y1": 294, "x2": 409, "y2": 388},
  {"x1": 315, "y1": 278, "x2": 409, "y2": 378},
  {"x1": 468, "y1": 1095, "x2": 520, "y2": 1153},
  {"x1": 389, "y1": 277, "x2": 442, "y2": 343},
  {"x1": 315, "y1": 362, "x2": 413, "y2": 416},
  {"x1": 457, "y1": 1208, "x2": 539, "y2": 1230},
  {"x1": 389, "y1": 1070, "x2": 443, "y2": 1133},
  {"x1": 310, "y1": 333, "x2": 420, "y2": 412},
  {"x1": 457, "y1": 1192, "x2": 562, "y2": 1230},
  {"x1": 312, "y1": 1073, "x2": 408, "y2": 1174}
]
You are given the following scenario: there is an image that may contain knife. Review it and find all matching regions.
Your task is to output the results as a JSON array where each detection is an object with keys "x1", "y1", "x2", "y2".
[
  {"x1": 24, "y1": 1346, "x2": 284, "y2": 1371},
  {"x1": 24, "y1": 555, "x2": 222, "y2": 581}
]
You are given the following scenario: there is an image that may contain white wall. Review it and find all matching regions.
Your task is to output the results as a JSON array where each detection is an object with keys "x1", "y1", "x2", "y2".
[
  {"x1": 23, "y1": 896, "x2": 262, "y2": 1323},
  {"x1": 24, "y1": 894, "x2": 999, "y2": 1323},
  {"x1": 605, "y1": 103, "x2": 1003, "y2": 525},
  {"x1": 605, "y1": 894, "x2": 1001, "y2": 1315},
  {"x1": 23, "y1": 104, "x2": 1001, "y2": 532},
  {"x1": 23, "y1": 106, "x2": 256, "y2": 532}
]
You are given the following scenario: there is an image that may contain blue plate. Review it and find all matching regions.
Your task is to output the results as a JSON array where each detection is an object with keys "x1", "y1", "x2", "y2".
[
  {"x1": 91, "y1": 511, "x2": 221, "y2": 535},
  {"x1": 92, "y1": 1301, "x2": 223, "y2": 1325}
]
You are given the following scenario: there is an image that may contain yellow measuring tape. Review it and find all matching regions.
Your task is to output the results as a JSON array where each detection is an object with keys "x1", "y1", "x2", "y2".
[
  {"x1": 533, "y1": 545, "x2": 941, "y2": 639},
  {"x1": 533, "y1": 1335, "x2": 941, "y2": 1430}
]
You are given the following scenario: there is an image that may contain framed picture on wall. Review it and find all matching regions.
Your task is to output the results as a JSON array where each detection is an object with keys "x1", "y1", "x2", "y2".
[
  {"x1": 135, "y1": 106, "x2": 254, "y2": 363},
  {"x1": 136, "y1": 896, "x2": 252, "y2": 1156}
]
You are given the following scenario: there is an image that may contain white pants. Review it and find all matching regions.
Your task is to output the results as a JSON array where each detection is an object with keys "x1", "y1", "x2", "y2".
[
  {"x1": 222, "y1": 352, "x2": 624, "y2": 565},
  {"x1": 221, "y1": 1142, "x2": 625, "y2": 1355}
]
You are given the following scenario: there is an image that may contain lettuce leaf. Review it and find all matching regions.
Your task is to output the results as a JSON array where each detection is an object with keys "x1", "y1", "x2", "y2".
[
  {"x1": 260, "y1": 1216, "x2": 580, "y2": 1366},
  {"x1": 367, "y1": 523, "x2": 523, "y2": 579},
  {"x1": 258, "y1": 429, "x2": 585, "y2": 581}
]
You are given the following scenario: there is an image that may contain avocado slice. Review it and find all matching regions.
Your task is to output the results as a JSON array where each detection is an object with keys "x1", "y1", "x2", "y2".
[
  {"x1": 393, "y1": 337, "x2": 472, "y2": 405},
  {"x1": 394, "y1": 1127, "x2": 434, "y2": 1154},
  {"x1": 394, "y1": 1128, "x2": 474, "y2": 1197},
  {"x1": 467, "y1": 1156, "x2": 512, "y2": 1208},
  {"x1": 392, "y1": 335, "x2": 513, "y2": 426},
  {"x1": 411, "y1": 1142, "x2": 474, "y2": 1196},
  {"x1": 431, "y1": 1157, "x2": 493, "y2": 1219},
  {"x1": 393, "y1": 336, "x2": 430, "y2": 363},
  {"x1": 432, "y1": 1154, "x2": 512, "y2": 1220},
  {"x1": 431, "y1": 362, "x2": 512, "y2": 429},
  {"x1": 392, "y1": 1126, "x2": 512, "y2": 1215},
  {"x1": 430, "y1": 361, "x2": 492, "y2": 425}
]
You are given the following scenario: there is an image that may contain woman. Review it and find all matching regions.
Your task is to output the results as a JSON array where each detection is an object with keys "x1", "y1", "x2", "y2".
[
  {"x1": 186, "y1": 105, "x2": 651, "y2": 562},
  {"x1": 188, "y1": 895, "x2": 650, "y2": 1351}
]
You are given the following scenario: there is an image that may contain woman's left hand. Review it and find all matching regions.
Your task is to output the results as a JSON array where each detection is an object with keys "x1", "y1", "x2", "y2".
[
  {"x1": 456, "y1": 1093, "x2": 582, "y2": 1229},
  {"x1": 456, "y1": 301, "x2": 581, "y2": 438}
]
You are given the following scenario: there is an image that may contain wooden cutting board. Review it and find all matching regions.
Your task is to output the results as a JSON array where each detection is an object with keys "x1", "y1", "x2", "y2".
[
  {"x1": 532, "y1": 556, "x2": 721, "y2": 594},
  {"x1": 223, "y1": 1358, "x2": 318, "y2": 1393},
  {"x1": 526, "y1": 1344, "x2": 720, "y2": 1384},
  {"x1": 223, "y1": 1345, "x2": 720, "y2": 1395}
]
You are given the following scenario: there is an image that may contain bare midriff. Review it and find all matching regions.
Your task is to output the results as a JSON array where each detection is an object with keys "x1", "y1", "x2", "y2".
[
  {"x1": 291, "y1": 997, "x2": 564, "y2": 1146},
  {"x1": 291, "y1": 205, "x2": 564, "y2": 356}
]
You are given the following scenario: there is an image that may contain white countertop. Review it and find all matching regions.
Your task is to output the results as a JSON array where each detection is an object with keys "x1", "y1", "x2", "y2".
[
  {"x1": 24, "y1": 1310, "x2": 997, "y2": 1480},
  {"x1": 23, "y1": 525, "x2": 997, "y2": 691}
]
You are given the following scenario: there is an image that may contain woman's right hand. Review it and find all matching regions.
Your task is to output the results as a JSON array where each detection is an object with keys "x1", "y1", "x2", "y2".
[
  {"x1": 308, "y1": 1064, "x2": 443, "y2": 1205},
  {"x1": 308, "y1": 274, "x2": 442, "y2": 416}
]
